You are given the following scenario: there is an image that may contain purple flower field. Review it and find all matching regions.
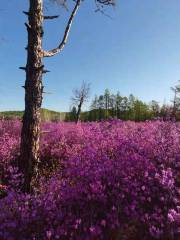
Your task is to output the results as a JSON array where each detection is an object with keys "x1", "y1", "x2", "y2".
[{"x1": 0, "y1": 120, "x2": 179, "y2": 240}]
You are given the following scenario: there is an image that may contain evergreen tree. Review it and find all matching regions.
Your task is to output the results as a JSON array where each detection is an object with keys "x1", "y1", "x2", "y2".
[{"x1": 104, "y1": 89, "x2": 111, "y2": 119}]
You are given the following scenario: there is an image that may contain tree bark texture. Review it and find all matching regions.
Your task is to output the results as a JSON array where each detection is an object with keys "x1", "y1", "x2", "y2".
[{"x1": 20, "y1": 0, "x2": 44, "y2": 193}]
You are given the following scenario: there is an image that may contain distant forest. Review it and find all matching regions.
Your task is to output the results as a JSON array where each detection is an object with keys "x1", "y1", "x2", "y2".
[
  {"x1": 68, "y1": 89, "x2": 180, "y2": 122},
  {"x1": 1, "y1": 88, "x2": 179, "y2": 122}
]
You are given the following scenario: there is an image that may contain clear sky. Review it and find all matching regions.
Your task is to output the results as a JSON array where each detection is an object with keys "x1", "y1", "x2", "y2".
[{"x1": 0, "y1": 0, "x2": 180, "y2": 111}]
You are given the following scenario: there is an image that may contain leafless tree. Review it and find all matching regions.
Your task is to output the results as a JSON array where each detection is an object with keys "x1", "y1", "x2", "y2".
[
  {"x1": 71, "y1": 81, "x2": 90, "y2": 123},
  {"x1": 19, "y1": 0, "x2": 114, "y2": 192}
]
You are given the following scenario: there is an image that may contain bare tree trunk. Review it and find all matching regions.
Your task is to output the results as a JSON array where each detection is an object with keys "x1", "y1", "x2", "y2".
[
  {"x1": 20, "y1": 0, "x2": 44, "y2": 193},
  {"x1": 76, "y1": 101, "x2": 82, "y2": 123},
  {"x1": 17, "y1": 0, "x2": 112, "y2": 192}
]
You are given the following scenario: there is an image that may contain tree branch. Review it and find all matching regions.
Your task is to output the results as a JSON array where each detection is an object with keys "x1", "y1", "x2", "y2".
[
  {"x1": 23, "y1": 11, "x2": 59, "y2": 20},
  {"x1": 44, "y1": 15, "x2": 59, "y2": 20},
  {"x1": 42, "y1": 0, "x2": 81, "y2": 58}
]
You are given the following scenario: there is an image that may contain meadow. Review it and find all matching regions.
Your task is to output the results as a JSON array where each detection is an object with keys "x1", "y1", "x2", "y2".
[{"x1": 0, "y1": 120, "x2": 179, "y2": 240}]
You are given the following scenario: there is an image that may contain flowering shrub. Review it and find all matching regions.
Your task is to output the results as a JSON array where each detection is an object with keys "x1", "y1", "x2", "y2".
[{"x1": 0, "y1": 120, "x2": 179, "y2": 239}]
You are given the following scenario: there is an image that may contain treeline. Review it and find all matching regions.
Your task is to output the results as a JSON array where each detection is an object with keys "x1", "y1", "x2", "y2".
[
  {"x1": 1, "y1": 89, "x2": 179, "y2": 122},
  {"x1": 68, "y1": 89, "x2": 180, "y2": 122}
]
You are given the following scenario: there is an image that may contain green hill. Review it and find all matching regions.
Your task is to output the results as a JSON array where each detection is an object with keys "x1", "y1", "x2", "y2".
[{"x1": 0, "y1": 109, "x2": 69, "y2": 121}]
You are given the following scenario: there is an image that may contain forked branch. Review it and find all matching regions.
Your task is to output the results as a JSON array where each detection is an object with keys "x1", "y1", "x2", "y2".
[
  {"x1": 42, "y1": 0, "x2": 81, "y2": 57},
  {"x1": 42, "y1": 0, "x2": 114, "y2": 58}
]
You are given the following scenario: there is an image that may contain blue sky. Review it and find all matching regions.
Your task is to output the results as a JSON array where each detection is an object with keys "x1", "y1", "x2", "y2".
[{"x1": 0, "y1": 0, "x2": 180, "y2": 111}]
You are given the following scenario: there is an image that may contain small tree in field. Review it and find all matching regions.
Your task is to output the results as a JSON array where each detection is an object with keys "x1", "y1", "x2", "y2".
[
  {"x1": 71, "y1": 81, "x2": 90, "y2": 123},
  {"x1": 20, "y1": 0, "x2": 114, "y2": 192}
]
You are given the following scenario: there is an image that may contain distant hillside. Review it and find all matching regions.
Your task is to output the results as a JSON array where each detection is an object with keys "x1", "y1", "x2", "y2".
[
  {"x1": 0, "y1": 111, "x2": 23, "y2": 119},
  {"x1": 0, "y1": 109, "x2": 69, "y2": 121}
]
